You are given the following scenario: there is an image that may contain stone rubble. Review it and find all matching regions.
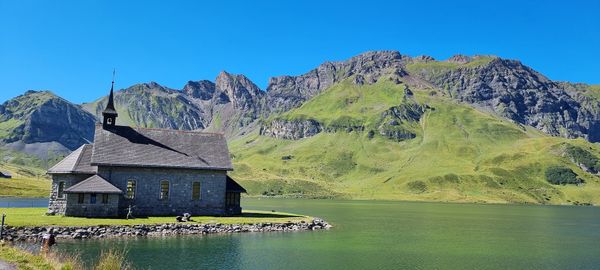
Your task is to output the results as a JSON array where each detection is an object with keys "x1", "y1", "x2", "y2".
[{"x1": 1, "y1": 218, "x2": 331, "y2": 242}]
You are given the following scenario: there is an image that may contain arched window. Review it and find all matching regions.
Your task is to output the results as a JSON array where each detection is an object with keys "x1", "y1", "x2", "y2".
[
  {"x1": 57, "y1": 182, "x2": 65, "y2": 198},
  {"x1": 160, "y1": 180, "x2": 169, "y2": 200},
  {"x1": 126, "y1": 180, "x2": 136, "y2": 199},
  {"x1": 192, "y1": 182, "x2": 201, "y2": 200}
]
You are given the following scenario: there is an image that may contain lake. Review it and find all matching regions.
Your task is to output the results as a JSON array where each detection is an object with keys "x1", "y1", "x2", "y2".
[
  {"x1": 2, "y1": 197, "x2": 600, "y2": 269},
  {"x1": 0, "y1": 197, "x2": 48, "y2": 208}
]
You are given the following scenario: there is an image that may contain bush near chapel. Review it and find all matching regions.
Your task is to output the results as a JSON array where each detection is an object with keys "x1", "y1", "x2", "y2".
[{"x1": 545, "y1": 166, "x2": 583, "y2": 185}]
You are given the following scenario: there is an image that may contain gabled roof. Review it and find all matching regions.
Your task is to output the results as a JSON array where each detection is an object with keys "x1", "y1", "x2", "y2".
[
  {"x1": 64, "y1": 175, "x2": 122, "y2": 194},
  {"x1": 47, "y1": 144, "x2": 97, "y2": 174},
  {"x1": 91, "y1": 125, "x2": 233, "y2": 170},
  {"x1": 226, "y1": 176, "x2": 247, "y2": 193}
]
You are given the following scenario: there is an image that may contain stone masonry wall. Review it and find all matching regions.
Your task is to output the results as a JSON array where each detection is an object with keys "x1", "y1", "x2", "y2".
[
  {"x1": 48, "y1": 174, "x2": 93, "y2": 215},
  {"x1": 64, "y1": 193, "x2": 120, "y2": 217},
  {"x1": 96, "y1": 167, "x2": 228, "y2": 217}
]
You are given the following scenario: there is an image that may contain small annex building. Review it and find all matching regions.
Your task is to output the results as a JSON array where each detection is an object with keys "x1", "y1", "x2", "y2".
[{"x1": 47, "y1": 81, "x2": 246, "y2": 217}]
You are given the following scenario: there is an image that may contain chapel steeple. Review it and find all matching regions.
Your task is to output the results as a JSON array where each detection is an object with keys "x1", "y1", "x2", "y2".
[{"x1": 102, "y1": 70, "x2": 118, "y2": 129}]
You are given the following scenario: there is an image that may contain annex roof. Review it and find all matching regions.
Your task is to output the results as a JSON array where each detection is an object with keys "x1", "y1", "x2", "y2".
[
  {"x1": 47, "y1": 144, "x2": 97, "y2": 174},
  {"x1": 64, "y1": 174, "x2": 122, "y2": 194},
  {"x1": 226, "y1": 176, "x2": 247, "y2": 193}
]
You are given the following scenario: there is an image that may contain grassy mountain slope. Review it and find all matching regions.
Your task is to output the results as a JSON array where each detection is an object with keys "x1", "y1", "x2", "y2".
[
  {"x1": 0, "y1": 148, "x2": 51, "y2": 197},
  {"x1": 0, "y1": 163, "x2": 50, "y2": 197},
  {"x1": 0, "y1": 90, "x2": 96, "y2": 157},
  {"x1": 0, "y1": 91, "x2": 57, "y2": 142},
  {"x1": 229, "y1": 78, "x2": 600, "y2": 205}
]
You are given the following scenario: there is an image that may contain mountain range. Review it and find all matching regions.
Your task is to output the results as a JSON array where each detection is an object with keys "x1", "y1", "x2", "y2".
[{"x1": 1, "y1": 51, "x2": 599, "y2": 204}]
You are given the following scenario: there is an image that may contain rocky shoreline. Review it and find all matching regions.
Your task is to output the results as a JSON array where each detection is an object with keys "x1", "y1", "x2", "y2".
[{"x1": 1, "y1": 218, "x2": 331, "y2": 242}]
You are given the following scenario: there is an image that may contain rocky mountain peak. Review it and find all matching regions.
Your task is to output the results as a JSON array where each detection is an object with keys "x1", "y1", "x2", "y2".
[
  {"x1": 124, "y1": 82, "x2": 179, "y2": 96},
  {"x1": 446, "y1": 54, "x2": 472, "y2": 64},
  {"x1": 413, "y1": 55, "x2": 436, "y2": 63},
  {"x1": 1, "y1": 90, "x2": 61, "y2": 120},
  {"x1": 138, "y1": 81, "x2": 163, "y2": 89},
  {"x1": 265, "y1": 50, "x2": 410, "y2": 114},
  {"x1": 24, "y1": 90, "x2": 51, "y2": 95},
  {"x1": 344, "y1": 50, "x2": 405, "y2": 63},
  {"x1": 216, "y1": 71, "x2": 262, "y2": 94},
  {"x1": 215, "y1": 71, "x2": 263, "y2": 109},
  {"x1": 410, "y1": 54, "x2": 598, "y2": 141},
  {"x1": 182, "y1": 80, "x2": 216, "y2": 100},
  {"x1": 0, "y1": 90, "x2": 96, "y2": 155}
]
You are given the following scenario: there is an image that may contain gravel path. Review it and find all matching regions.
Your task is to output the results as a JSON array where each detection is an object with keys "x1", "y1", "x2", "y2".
[{"x1": 0, "y1": 259, "x2": 16, "y2": 270}]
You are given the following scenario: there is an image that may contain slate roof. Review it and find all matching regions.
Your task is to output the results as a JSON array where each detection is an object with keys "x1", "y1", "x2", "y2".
[
  {"x1": 64, "y1": 174, "x2": 123, "y2": 194},
  {"x1": 47, "y1": 144, "x2": 97, "y2": 174},
  {"x1": 226, "y1": 176, "x2": 247, "y2": 193},
  {"x1": 91, "y1": 125, "x2": 233, "y2": 170}
]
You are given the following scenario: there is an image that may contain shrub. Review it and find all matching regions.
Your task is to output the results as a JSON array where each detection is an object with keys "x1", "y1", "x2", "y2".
[
  {"x1": 545, "y1": 166, "x2": 583, "y2": 185},
  {"x1": 565, "y1": 145, "x2": 599, "y2": 173},
  {"x1": 443, "y1": 173, "x2": 460, "y2": 183},
  {"x1": 407, "y1": 180, "x2": 428, "y2": 193},
  {"x1": 328, "y1": 116, "x2": 363, "y2": 131}
]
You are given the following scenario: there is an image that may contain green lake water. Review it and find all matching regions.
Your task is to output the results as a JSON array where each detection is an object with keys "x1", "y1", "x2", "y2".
[{"x1": 55, "y1": 198, "x2": 600, "y2": 269}]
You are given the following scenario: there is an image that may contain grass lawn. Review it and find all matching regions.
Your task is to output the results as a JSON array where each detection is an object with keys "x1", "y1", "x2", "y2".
[{"x1": 0, "y1": 208, "x2": 312, "y2": 227}]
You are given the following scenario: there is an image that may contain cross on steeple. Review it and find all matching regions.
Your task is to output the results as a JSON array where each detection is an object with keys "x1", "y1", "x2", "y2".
[{"x1": 102, "y1": 69, "x2": 118, "y2": 129}]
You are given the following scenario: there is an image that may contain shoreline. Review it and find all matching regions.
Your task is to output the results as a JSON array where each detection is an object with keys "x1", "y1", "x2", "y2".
[
  {"x1": 0, "y1": 195, "x2": 597, "y2": 207},
  {"x1": 1, "y1": 218, "x2": 332, "y2": 242}
]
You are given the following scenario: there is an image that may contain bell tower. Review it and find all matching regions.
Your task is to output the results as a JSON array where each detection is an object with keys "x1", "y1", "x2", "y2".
[{"x1": 102, "y1": 70, "x2": 118, "y2": 129}]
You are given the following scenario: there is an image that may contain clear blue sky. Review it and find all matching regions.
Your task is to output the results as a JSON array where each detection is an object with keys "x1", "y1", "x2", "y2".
[{"x1": 1, "y1": 0, "x2": 599, "y2": 103}]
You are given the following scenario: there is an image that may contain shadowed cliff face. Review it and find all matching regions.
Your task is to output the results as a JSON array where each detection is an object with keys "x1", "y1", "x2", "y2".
[{"x1": 182, "y1": 80, "x2": 215, "y2": 100}]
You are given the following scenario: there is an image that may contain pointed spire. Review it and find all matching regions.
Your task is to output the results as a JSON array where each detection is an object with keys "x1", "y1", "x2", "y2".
[
  {"x1": 103, "y1": 69, "x2": 117, "y2": 114},
  {"x1": 102, "y1": 69, "x2": 118, "y2": 128},
  {"x1": 105, "y1": 85, "x2": 116, "y2": 112}
]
